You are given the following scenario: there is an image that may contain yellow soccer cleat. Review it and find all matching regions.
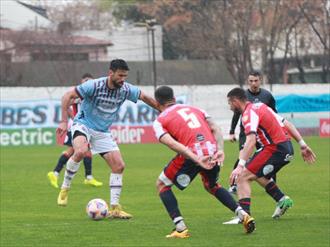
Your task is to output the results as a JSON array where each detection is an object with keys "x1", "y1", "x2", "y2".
[
  {"x1": 47, "y1": 171, "x2": 59, "y2": 189},
  {"x1": 84, "y1": 178, "x2": 103, "y2": 187},
  {"x1": 57, "y1": 188, "x2": 69, "y2": 206},
  {"x1": 108, "y1": 204, "x2": 132, "y2": 219},
  {"x1": 242, "y1": 215, "x2": 256, "y2": 234},
  {"x1": 166, "y1": 229, "x2": 190, "y2": 239}
]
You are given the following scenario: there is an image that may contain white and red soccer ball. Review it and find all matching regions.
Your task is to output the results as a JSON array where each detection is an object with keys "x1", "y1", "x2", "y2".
[{"x1": 86, "y1": 198, "x2": 109, "y2": 220}]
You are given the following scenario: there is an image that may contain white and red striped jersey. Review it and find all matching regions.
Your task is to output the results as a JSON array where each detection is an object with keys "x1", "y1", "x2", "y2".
[
  {"x1": 153, "y1": 104, "x2": 217, "y2": 156},
  {"x1": 242, "y1": 102, "x2": 289, "y2": 146}
]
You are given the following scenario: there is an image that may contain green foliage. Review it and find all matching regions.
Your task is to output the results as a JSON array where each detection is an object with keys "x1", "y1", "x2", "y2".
[{"x1": 0, "y1": 137, "x2": 329, "y2": 246}]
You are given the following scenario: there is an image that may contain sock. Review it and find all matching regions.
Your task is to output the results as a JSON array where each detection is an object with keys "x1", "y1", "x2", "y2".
[
  {"x1": 54, "y1": 153, "x2": 70, "y2": 173},
  {"x1": 61, "y1": 158, "x2": 80, "y2": 189},
  {"x1": 83, "y1": 157, "x2": 92, "y2": 177},
  {"x1": 265, "y1": 181, "x2": 285, "y2": 202},
  {"x1": 159, "y1": 187, "x2": 185, "y2": 231},
  {"x1": 239, "y1": 198, "x2": 251, "y2": 215},
  {"x1": 54, "y1": 171, "x2": 59, "y2": 177},
  {"x1": 109, "y1": 173, "x2": 122, "y2": 206},
  {"x1": 235, "y1": 206, "x2": 248, "y2": 220},
  {"x1": 214, "y1": 187, "x2": 238, "y2": 212},
  {"x1": 86, "y1": 175, "x2": 93, "y2": 180}
]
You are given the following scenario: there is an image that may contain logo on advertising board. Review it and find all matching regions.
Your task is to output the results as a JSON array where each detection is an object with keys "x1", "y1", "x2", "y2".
[
  {"x1": 319, "y1": 118, "x2": 330, "y2": 137},
  {"x1": 0, "y1": 96, "x2": 187, "y2": 146}
]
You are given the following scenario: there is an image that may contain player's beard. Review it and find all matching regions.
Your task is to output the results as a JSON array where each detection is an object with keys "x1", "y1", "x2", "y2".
[{"x1": 112, "y1": 80, "x2": 124, "y2": 89}]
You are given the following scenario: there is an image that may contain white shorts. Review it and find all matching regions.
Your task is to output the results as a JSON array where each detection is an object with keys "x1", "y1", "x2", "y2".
[{"x1": 71, "y1": 123, "x2": 119, "y2": 154}]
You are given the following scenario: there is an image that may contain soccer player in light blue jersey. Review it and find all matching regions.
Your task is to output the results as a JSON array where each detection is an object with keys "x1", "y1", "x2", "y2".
[{"x1": 56, "y1": 59, "x2": 159, "y2": 219}]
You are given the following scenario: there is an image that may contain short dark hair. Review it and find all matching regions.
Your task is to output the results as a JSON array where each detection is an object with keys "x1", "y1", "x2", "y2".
[
  {"x1": 227, "y1": 87, "x2": 247, "y2": 101},
  {"x1": 248, "y1": 70, "x2": 261, "y2": 77},
  {"x1": 109, "y1": 59, "x2": 129, "y2": 71},
  {"x1": 81, "y1": 73, "x2": 93, "y2": 79},
  {"x1": 155, "y1": 86, "x2": 174, "y2": 105}
]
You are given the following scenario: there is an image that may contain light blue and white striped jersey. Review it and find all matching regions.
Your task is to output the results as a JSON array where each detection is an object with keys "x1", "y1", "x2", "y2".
[{"x1": 74, "y1": 76, "x2": 140, "y2": 132}]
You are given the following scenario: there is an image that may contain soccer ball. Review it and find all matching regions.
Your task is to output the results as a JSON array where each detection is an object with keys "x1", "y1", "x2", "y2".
[{"x1": 86, "y1": 198, "x2": 109, "y2": 220}]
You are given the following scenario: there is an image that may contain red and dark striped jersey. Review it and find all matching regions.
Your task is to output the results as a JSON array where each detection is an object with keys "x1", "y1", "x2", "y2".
[{"x1": 242, "y1": 102, "x2": 289, "y2": 146}]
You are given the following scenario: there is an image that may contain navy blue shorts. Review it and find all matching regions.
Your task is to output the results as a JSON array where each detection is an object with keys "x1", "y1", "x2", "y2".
[
  {"x1": 161, "y1": 154, "x2": 221, "y2": 191},
  {"x1": 246, "y1": 141, "x2": 294, "y2": 178}
]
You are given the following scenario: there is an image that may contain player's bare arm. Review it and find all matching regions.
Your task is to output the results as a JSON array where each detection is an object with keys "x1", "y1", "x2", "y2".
[
  {"x1": 206, "y1": 118, "x2": 225, "y2": 165},
  {"x1": 57, "y1": 88, "x2": 80, "y2": 136},
  {"x1": 139, "y1": 90, "x2": 160, "y2": 111},
  {"x1": 159, "y1": 133, "x2": 214, "y2": 170},
  {"x1": 283, "y1": 119, "x2": 316, "y2": 164},
  {"x1": 230, "y1": 133, "x2": 256, "y2": 184}
]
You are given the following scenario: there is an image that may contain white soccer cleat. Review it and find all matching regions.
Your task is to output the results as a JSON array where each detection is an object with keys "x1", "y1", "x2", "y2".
[{"x1": 223, "y1": 216, "x2": 242, "y2": 225}]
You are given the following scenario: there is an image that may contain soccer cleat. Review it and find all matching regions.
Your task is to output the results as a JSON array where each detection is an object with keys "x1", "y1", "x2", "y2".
[
  {"x1": 272, "y1": 196, "x2": 293, "y2": 219},
  {"x1": 166, "y1": 229, "x2": 190, "y2": 239},
  {"x1": 108, "y1": 204, "x2": 132, "y2": 219},
  {"x1": 84, "y1": 178, "x2": 103, "y2": 187},
  {"x1": 228, "y1": 185, "x2": 237, "y2": 195},
  {"x1": 223, "y1": 216, "x2": 242, "y2": 225},
  {"x1": 57, "y1": 188, "x2": 69, "y2": 206},
  {"x1": 242, "y1": 215, "x2": 256, "y2": 234},
  {"x1": 47, "y1": 171, "x2": 59, "y2": 188}
]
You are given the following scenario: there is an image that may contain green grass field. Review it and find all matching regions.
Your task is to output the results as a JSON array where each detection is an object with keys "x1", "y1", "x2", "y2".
[{"x1": 1, "y1": 137, "x2": 329, "y2": 247}]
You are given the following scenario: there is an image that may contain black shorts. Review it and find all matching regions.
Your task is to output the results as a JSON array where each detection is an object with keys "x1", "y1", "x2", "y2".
[
  {"x1": 246, "y1": 141, "x2": 294, "y2": 178},
  {"x1": 161, "y1": 155, "x2": 221, "y2": 190}
]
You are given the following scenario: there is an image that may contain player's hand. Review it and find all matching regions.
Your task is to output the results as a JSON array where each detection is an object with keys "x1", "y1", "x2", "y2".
[
  {"x1": 56, "y1": 121, "x2": 68, "y2": 137},
  {"x1": 229, "y1": 166, "x2": 243, "y2": 185},
  {"x1": 197, "y1": 156, "x2": 215, "y2": 170},
  {"x1": 301, "y1": 145, "x2": 316, "y2": 164},
  {"x1": 229, "y1": 134, "x2": 237, "y2": 142},
  {"x1": 210, "y1": 150, "x2": 225, "y2": 166}
]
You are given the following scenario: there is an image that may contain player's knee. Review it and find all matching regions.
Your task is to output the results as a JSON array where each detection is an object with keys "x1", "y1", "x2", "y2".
[
  {"x1": 73, "y1": 147, "x2": 88, "y2": 160},
  {"x1": 64, "y1": 148, "x2": 74, "y2": 157},
  {"x1": 156, "y1": 179, "x2": 164, "y2": 192},
  {"x1": 112, "y1": 161, "x2": 125, "y2": 173},
  {"x1": 203, "y1": 183, "x2": 220, "y2": 195}
]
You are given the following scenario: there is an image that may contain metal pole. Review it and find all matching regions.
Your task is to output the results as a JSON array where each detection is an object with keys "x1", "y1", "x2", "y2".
[{"x1": 151, "y1": 27, "x2": 157, "y2": 90}]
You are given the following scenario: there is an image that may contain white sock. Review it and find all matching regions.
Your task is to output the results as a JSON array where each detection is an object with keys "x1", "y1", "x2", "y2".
[
  {"x1": 109, "y1": 173, "x2": 123, "y2": 206},
  {"x1": 61, "y1": 158, "x2": 80, "y2": 189},
  {"x1": 174, "y1": 216, "x2": 186, "y2": 231},
  {"x1": 86, "y1": 175, "x2": 93, "y2": 180},
  {"x1": 235, "y1": 206, "x2": 248, "y2": 221},
  {"x1": 54, "y1": 171, "x2": 59, "y2": 177}
]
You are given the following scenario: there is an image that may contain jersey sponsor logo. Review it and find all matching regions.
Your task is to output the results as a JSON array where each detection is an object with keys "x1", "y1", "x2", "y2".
[
  {"x1": 284, "y1": 154, "x2": 293, "y2": 162},
  {"x1": 262, "y1": 164, "x2": 274, "y2": 175},
  {"x1": 176, "y1": 174, "x2": 191, "y2": 187}
]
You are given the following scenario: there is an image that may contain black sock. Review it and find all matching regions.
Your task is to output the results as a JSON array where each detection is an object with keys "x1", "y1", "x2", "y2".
[
  {"x1": 239, "y1": 198, "x2": 251, "y2": 215},
  {"x1": 54, "y1": 154, "x2": 70, "y2": 173},
  {"x1": 159, "y1": 188, "x2": 182, "y2": 221},
  {"x1": 265, "y1": 181, "x2": 285, "y2": 202},
  {"x1": 83, "y1": 157, "x2": 92, "y2": 177},
  {"x1": 214, "y1": 187, "x2": 238, "y2": 212}
]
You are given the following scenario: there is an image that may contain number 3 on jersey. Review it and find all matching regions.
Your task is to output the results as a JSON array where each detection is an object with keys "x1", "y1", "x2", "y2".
[{"x1": 177, "y1": 108, "x2": 201, "y2": 129}]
